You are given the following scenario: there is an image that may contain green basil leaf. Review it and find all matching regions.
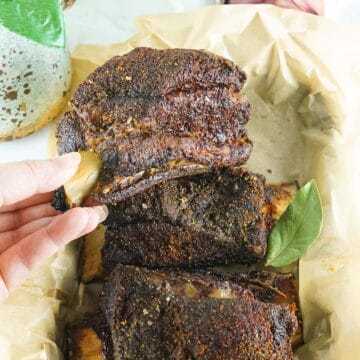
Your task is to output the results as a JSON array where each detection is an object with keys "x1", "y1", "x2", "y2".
[
  {"x1": 0, "y1": 0, "x2": 65, "y2": 48},
  {"x1": 265, "y1": 179, "x2": 323, "y2": 267}
]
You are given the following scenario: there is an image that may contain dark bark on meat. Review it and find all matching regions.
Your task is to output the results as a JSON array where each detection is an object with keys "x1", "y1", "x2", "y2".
[
  {"x1": 83, "y1": 266, "x2": 299, "y2": 360},
  {"x1": 101, "y1": 168, "x2": 272, "y2": 270},
  {"x1": 51, "y1": 187, "x2": 69, "y2": 212},
  {"x1": 55, "y1": 111, "x2": 87, "y2": 154},
  {"x1": 55, "y1": 48, "x2": 252, "y2": 204}
]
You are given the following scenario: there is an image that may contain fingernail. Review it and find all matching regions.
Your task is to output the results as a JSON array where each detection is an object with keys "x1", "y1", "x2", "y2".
[
  {"x1": 57, "y1": 152, "x2": 81, "y2": 168},
  {"x1": 94, "y1": 205, "x2": 108, "y2": 223}
]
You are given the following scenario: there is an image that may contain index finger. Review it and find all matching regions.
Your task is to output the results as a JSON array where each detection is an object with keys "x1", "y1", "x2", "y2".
[
  {"x1": 0, "y1": 153, "x2": 81, "y2": 208},
  {"x1": 0, "y1": 206, "x2": 106, "y2": 298},
  {"x1": 0, "y1": 192, "x2": 54, "y2": 214}
]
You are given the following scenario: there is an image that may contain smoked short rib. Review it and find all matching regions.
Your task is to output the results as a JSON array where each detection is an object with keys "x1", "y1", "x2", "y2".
[
  {"x1": 67, "y1": 266, "x2": 300, "y2": 360},
  {"x1": 101, "y1": 168, "x2": 296, "y2": 271},
  {"x1": 55, "y1": 47, "x2": 252, "y2": 204}
]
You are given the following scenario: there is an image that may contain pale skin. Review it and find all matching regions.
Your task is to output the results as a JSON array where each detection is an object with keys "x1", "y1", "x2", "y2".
[{"x1": 0, "y1": 152, "x2": 108, "y2": 303}]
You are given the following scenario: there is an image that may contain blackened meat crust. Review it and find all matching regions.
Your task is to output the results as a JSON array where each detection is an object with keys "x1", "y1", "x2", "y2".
[
  {"x1": 55, "y1": 48, "x2": 252, "y2": 203},
  {"x1": 55, "y1": 111, "x2": 87, "y2": 154},
  {"x1": 102, "y1": 168, "x2": 270, "y2": 270},
  {"x1": 51, "y1": 187, "x2": 69, "y2": 212},
  {"x1": 94, "y1": 266, "x2": 299, "y2": 360}
]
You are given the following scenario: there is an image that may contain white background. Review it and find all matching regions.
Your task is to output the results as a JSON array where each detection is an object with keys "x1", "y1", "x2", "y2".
[{"x1": 0, "y1": 0, "x2": 359, "y2": 164}]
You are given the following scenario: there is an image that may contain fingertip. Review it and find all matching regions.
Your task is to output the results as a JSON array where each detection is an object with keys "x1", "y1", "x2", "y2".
[
  {"x1": 66, "y1": 207, "x2": 91, "y2": 228},
  {"x1": 93, "y1": 205, "x2": 109, "y2": 223},
  {"x1": 57, "y1": 207, "x2": 91, "y2": 239},
  {"x1": 40, "y1": 153, "x2": 82, "y2": 190},
  {"x1": 65, "y1": 207, "x2": 100, "y2": 237},
  {"x1": 71, "y1": 206, "x2": 108, "y2": 238},
  {"x1": 84, "y1": 208, "x2": 101, "y2": 233},
  {"x1": 55, "y1": 152, "x2": 81, "y2": 169}
]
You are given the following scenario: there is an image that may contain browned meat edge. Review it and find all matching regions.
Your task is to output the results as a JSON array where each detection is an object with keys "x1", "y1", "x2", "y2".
[
  {"x1": 66, "y1": 266, "x2": 300, "y2": 360},
  {"x1": 101, "y1": 168, "x2": 272, "y2": 269},
  {"x1": 55, "y1": 48, "x2": 253, "y2": 204}
]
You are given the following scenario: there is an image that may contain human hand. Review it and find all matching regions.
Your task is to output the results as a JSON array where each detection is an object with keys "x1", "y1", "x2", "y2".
[
  {"x1": 0, "y1": 153, "x2": 107, "y2": 303},
  {"x1": 223, "y1": 0, "x2": 324, "y2": 15}
]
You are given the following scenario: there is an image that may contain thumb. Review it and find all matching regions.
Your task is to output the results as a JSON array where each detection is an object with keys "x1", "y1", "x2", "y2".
[{"x1": 0, "y1": 153, "x2": 81, "y2": 208}]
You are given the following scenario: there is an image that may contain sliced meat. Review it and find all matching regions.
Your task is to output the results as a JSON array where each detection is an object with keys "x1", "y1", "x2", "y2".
[
  {"x1": 72, "y1": 266, "x2": 299, "y2": 360},
  {"x1": 55, "y1": 48, "x2": 252, "y2": 203},
  {"x1": 102, "y1": 169, "x2": 273, "y2": 270}
]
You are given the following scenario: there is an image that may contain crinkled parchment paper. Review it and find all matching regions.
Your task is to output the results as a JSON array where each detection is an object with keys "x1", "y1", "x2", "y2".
[{"x1": 1, "y1": 4, "x2": 360, "y2": 359}]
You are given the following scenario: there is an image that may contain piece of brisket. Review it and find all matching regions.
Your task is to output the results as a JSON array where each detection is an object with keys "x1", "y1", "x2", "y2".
[
  {"x1": 55, "y1": 47, "x2": 252, "y2": 204},
  {"x1": 101, "y1": 169, "x2": 280, "y2": 270},
  {"x1": 68, "y1": 266, "x2": 300, "y2": 360}
]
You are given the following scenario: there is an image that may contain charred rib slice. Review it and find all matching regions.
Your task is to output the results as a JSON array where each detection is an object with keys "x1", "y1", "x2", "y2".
[
  {"x1": 100, "y1": 168, "x2": 296, "y2": 271},
  {"x1": 55, "y1": 48, "x2": 252, "y2": 204},
  {"x1": 67, "y1": 266, "x2": 300, "y2": 360}
]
